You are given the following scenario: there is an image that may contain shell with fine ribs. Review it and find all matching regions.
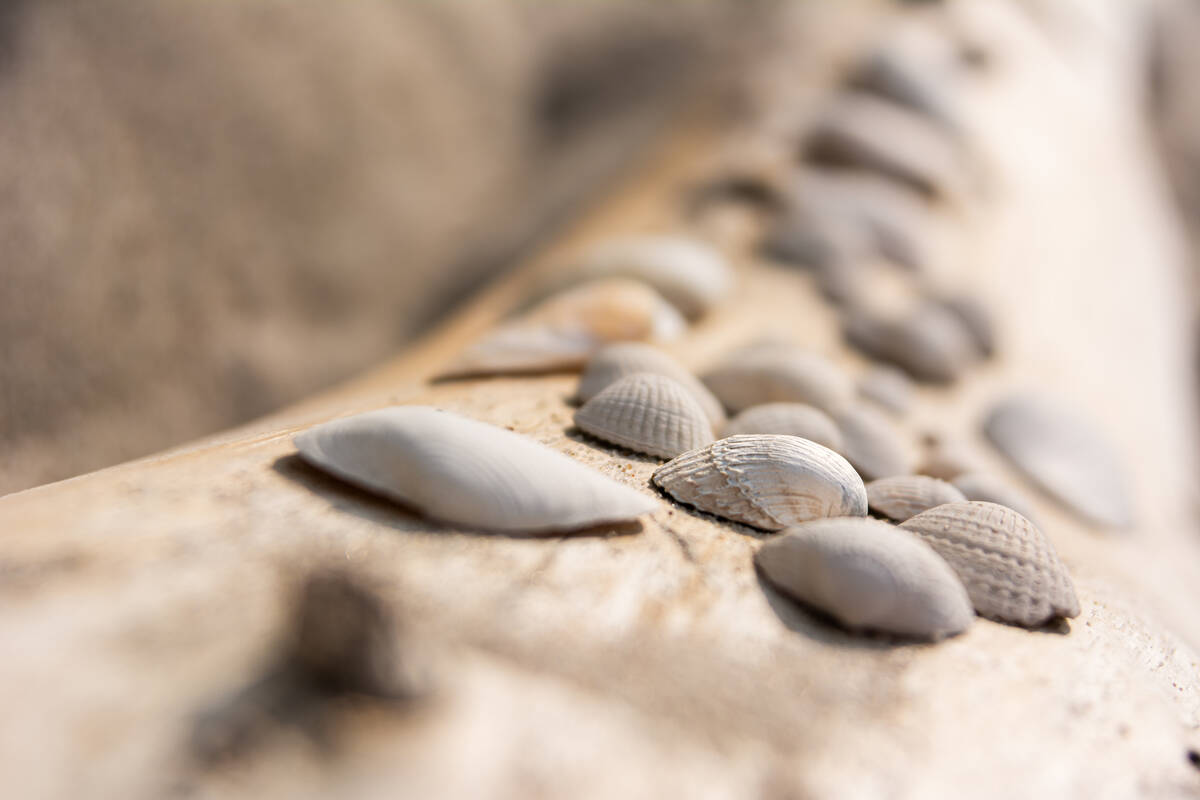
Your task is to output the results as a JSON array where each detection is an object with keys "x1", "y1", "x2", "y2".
[
  {"x1": 574, "y1": 373, "x2": 715, "y2": 460},
  {"x1": 576, "y1": 343, "x2": 725, "y2": 426}
]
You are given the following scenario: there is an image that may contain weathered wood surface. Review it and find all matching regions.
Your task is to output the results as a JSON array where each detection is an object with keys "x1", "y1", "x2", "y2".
[{"x1": 3, "y1": 2, "x2": 1200, "y2": 798}]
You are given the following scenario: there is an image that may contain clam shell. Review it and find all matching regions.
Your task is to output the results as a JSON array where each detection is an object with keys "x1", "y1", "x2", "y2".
[
  {"x1": 843, "y1": 303, "x2": 976, "y2": 383},
  {"x1": 952, "y1": 472, "x2": 1039, "y2": 525},
  {"x1": 866, "y1": 475, "x2": 966, "y2": 521},
  {"x1": 857, "y1": 365, "x2": 914, "y2": 415},
  {"x1": 757, "y1": 517, "x2": 973, "y2": 640},
  {"x1": 576, "y1": 343, "x2": 725, "y2": 426},
  {"x1": 702, "y1": 347, "x2": 852, "y2": 415},
  {"x1": 295, "y1": 406, "x2": 657, "y2": 533},
  {"x1": 832, "y1": 403, "x2": 912, "y2": 482},
  {"x1": 721, "y1": 402, "x2": 843, "y2": 451},
  {"x1": 575, "y1": 373, "x2": 715, "y2": 460},
  {"x1": 900, "y1": 501, "x2": 1080, "y2": 627},
  {"x1": 441, "y1": 279, "x2": 685, "y2": 378},
  {"x1": 983, "y1": 394, "x2": 1133, "y2": 528},
  {"x1": 652, "y1": 434, "x2": 867, "y2": 531}
]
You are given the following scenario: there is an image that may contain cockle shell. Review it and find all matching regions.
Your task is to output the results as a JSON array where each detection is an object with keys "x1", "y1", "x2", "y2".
[
  {"x1": 983, "y1": 394, "x2": 1133, "y2": 528},
  {"x1": 295, "y1": 406, "x2": 657, "y2": 533},
  {"x1": 575, "y1": 343, "x2": 725, "y2": 426},
  {"x1": 702, "y1": 346, "x2": 852, "y2": 415},
  {"x1": 952, "y1": 472, "x2": 1039, "y2": 525},
  {"x1": 652, "y1": 435, "x2": 867, "y2": 531},
  {"x1": 866, "y1": 475, "x2": 966, "y2": 521},
  {"x1": 440, "y1": 279, "x2": 685, "y2": 378},
  {"x1": 756, "y1": 517, "x2": 973, "y2": 640},
  {"x1": 721, "y1": 402, "x2": 843, "y2": 452},
  {"x1": 900, "y1": 501, "x2": 1080, "y2": 627},
  {"x1": 843, "y1": 303, "x2": 976, "y2": 383},
  {"x1": 572, "y1": 235, "x2": 733, "y2": 319},
  {"x1": 832, "y1": 403, "x2": 911, "y2": 482},
  {"x1": 858, "y1": 365, "x2": 914, "y2": 415},
  {"x1": 574, "y1": 373, "x2": 715, "y2": 459}
]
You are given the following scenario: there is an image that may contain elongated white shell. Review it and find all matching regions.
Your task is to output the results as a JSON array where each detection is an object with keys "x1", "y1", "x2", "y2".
[
  {"x1": 866, "y1": 475, "x2": 966, "y2": 521},
  {"x1": 832, "y1": 403, "x2": 911, "y2": 482},
  {"x1": 652, "y1": 434, "x2": 867, "y2": 531},
  {"x1": 575, "y1": 373, "x2": 715, "y2": 460},
  {"x1": 295, "y1": 407, "x2": 658, "y2": 533},
  {"x1": 721, "y1": 402, "x2": 843, "y2": 452},
  {"x1": 576, "y1": 343, "x2": 725, "y2": 426},
  {"x1": 900, "y1": 501, "x2": 1080, "y2": 627},
  {"x1": 757, "y1": 517, "x2": 974, "y2": 640},
  {"x1": 952, "y1": 472, "x2": 1039, "y2": 525},
  {"x1": 702, "y1": 346, "x2": 852, "y2": 415}
]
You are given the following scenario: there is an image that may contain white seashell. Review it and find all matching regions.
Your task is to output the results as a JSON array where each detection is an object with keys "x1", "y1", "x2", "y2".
[
  {"x1": 652, "y1": 434, "x2": 867, "y2": 531},
  {"x1": 843, "y1": 303, "x2": 976, "y2": 384},
  {"x1": 574, "y1": 373, "x2": 715, "y2": 459},
  {"x1": 832, "y1": 403, "x2": 912, "y2": 482},
  {"x1": 866, "y1": 475, "x2": 966, "y2": 521},
  {"x1": 900, "y1": 501, "x2": 1080, "y2": 627},
  {"x1": 857, "y1": 365, "x2": 914, "y2": 415},
  {"x1": 702, "y1": 346, "x2": 853, "y2": 415},
  {"x1": 295, "y1": 406, "x2": 657, "y2": 533},
  {"x1": 952, "y1": 472, "x2": 1040, "y2": 525},
  {"x1": 721, "y1": 403, "x2": 843, "y2": 452},
  {"x1": 575, "y1": 343, "x2": 725, "y2": 426},
  {"x1": 572, "y1": 235, "x2": 734, "y2": 319},
  {"x1": 440, "y1": 279, "x2": 685, "y2": 378},
  {"x1": 983, "y1": 394, "x2": 1133, "y2": 529},
  {"x1": 757, "y1": 517, "x2": 973, "y2": 640}
]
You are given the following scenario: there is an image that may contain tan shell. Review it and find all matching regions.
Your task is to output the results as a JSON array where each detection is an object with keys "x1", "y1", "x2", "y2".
[
  {"x1": 652, "y1": 435, "x2": 867, "y2": 531},
  {"x1": 843, "y1": 303, "x2": 976, "y2": 384},
  {"x1": 575, "y1": 373, "x2": 715, "y2": 460},
  {"x1": 575, "y1": 343, "x2": 725, "y2": 426},
  {"x1": 702, "y1": 346, "x2": 852, "y2": 415},
  {"x1": 757, "y1": 517, "x2": 973, "y2": 640},
  {"x1": 858, "y1": 365, "x2": 914, "y2": 415},
  {"x1": 721, "y1": 403, "x2": 843, "y2": 451},
  {"x1": 295, "y1": 406, "x2": 657, "y2": 533},
  {"x1": 984, "y1": 394, "x2": 1133, "y2": 529},
  {"x1": 832, "y1": 403, "x2": 911, "y2": 482},
  {"x1": 440, "y1": 279, "x2": 685, "y2": 378},
  {"x1": 900, "y1": 501, "x2": 1080, "y2": 627},
  {"x1": 952, "y1": 472, "x2": 1040, "y2": 525},
  {"x1": 866, "y1": 475, "x2": 966, "y2": 521}
]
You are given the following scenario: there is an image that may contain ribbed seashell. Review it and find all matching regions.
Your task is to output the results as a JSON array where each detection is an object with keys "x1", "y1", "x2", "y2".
[
  {"x1": 756, "y1": 517, "x2": 973, "y2": 640},
  {"x1": 721, "y1": 403, "x2": 843, "y2": 452},
  {"x1": 984, "y1": 394, "x2": 1133, "y2": 529},
  {"x1": 843, "y1": 303, "x2": 976, "y2": 383},
  {"x1": 832, "y1": 403, "x2": 911, "y2": 482},
  {"x1": 702, "y1": 347, "x2": 852, "y2": 415},
  {"x1": 866, "y1": 475, "x2": 966, "y2": 521},
  {"x1": 900, "y1": 501, "x2": 1080, "y2": 627},
  {"x1": 952, "y1": 472, "x2": 1039, "y2": 525},
  {"x1": 572, "y1": 235, "x2": 733, "y2": 320},
  {"x1": 440, "y1": 279, "x2": 685, "y2": 378},
  {"x1": 857, "y1": 365, "x2": 914, "y2": 415},
  {"x1": 575, "y1": 373, "x2": 715, "y2": 460},
  {"x1": 652, "y1": 435, "x2": 867, "y2": 531},
  {"x1": 295, "y1": 406, "x2": 657, "y2": 533},
  {"x1": 575, "y1": 343, "x2": 725, "y2": 426}
]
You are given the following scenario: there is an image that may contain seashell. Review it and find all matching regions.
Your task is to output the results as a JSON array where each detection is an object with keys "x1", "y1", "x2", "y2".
[
  {"x1": 756, "y1": 517, "x2": 973, "y2": 640},
  {"x1": 574, "y1": 373, "x2": 715, "y2": 460},
  {"x1": 440, "y1": 279, "x2": 686, "y2": 378},
  {"x1": 857, "y1": 365, "x2": 914, "y2": 415},
  {"x1": 702, "y1": 347, "x2": 853, "y2": 415},
  {"x1": 575, "y1": 343, "x2": 725, "y2": 426},
  {"x1": 866, "y1": 475, "x2": 966, "y2": 521},
  {"x1": 652, "y1": 435, "x2": 867, "y2": 531},
  {"x1": 844, "y1": 27, "x2": 961, "y2": 130},
  {"x1": 983, "y1": 394, "x2": 1133, "y2": 529},
  {"x1": 916, "y1": 432, "x2": 987, "y2": 481},
  {"x1": 295, "y1": 406, "x2": 657, "y2": 533},
  {"x1": 572, "y1": 235, "x2": 733, "y2": 320},
  {"x1": 721, "y1": 402, "x2": 843, "y2": 452},
  {"x1": 842, "y1": 303, "x2": 976, "y2": 383},
  {"x1": 952, "y1": 472, "x2": 1040, "y2": 525},
  {"x1": 900, "y1": 501, "x2": 1080, "y2": 627},
  {"x1": 928, "y1": 294, "x2": 995, "y2": 358},
  {"x1": 832, "y1": 403, "x2": 912, "y2": 482}
]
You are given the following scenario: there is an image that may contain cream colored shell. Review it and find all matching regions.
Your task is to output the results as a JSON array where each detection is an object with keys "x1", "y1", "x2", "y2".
[
  {"x1": 576, "y1": 343, "x2": 725, "y2": 426},
  {"x1": 857, "y1": 365, "x2": 914, "y2": 415},
  {"x1": 575, "y1": 373, "x2": 715, "y2": 460},
  {"x1": 721, "y1": 402, "x2": 843, "y2": 452},
  {"x1": 832, "y1": 403, "x2": 911, "y2": 482},
  {"x1": 866, "y1": 475, "x2": 966, "y2": 521},
  {"x1": 702, "y1": 345, "x2": 852, "y2": 415}
]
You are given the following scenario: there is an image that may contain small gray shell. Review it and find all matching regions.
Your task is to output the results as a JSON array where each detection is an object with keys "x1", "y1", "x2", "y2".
[
  {"x1": 756, "y1": 517, "x2": 973, "y2": 640},
  {"x1": 575, "y1": 373, "x2": 715, "y2": 459},
  {"x1": 900, "y1": 501, "x2": 1080, "y2": 627},
  {"x1": 843, "y1": 304, "x2": 976, "y2": 384},
  {"x1": 295, "y1": 407, "x2": 658, "y2": 533},
  {"x1": 857, "y1": 365, "x2": 914, "y2": 415},
  {"x1": 952, "y1": 472, "x2": 1039, "y2": 525},
  {"x1": 866, "y1": 475, "x2": 966, "y2": 521},
  {"x1": 721, "y1": 403, "x2": 843, "y2": 451},
  {"x1": 832, "y1": 403, "x2": 911, "y2": 482},
  {"x1": 652, "y1": 435, "x2": 867, "y2": 531},
  {"x1": 576, "y1": 343, "x2": 725, "y2": 426},
  {"x1": 702, "y1": 347, "x2": 852, "y2": 415}
]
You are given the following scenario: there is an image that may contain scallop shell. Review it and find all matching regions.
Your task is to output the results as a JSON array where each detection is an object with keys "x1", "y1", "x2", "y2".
[
  {"x1": 440, "y1": 279, "x2": 685, "y2": 378},
  {"x1": 858, "y1": 365, "x2": 914, "y2": 415},
  {"x1": 983, "y1": 394, "x2": 1133, "y2": 529},
  {"x1": 576, "y1": 343, "x2": 725, "y2": 426},
  {"x1": 702, "y1": 347, "x2": 852, "y2": 415},
  {"x1": 575, "y1": 373, "x2": 715, "y2": 459},
  {"x1": 652, "y1": 435, "x2": 867, "y2": 531},
  {"x1": 952, "y1": 472, "x2": 1040, "y2": 525},
  {"x1": 900, "y1": 501, "x2": 1080, "y2": 627},
  {"x1": 572, "y1": 235, "x2": 733, "y2": 319},
  {"x1": 757, "y1": 517, "x2": 973, "y2": 640},
  {"x1": 721, "y1": 403, "x2": 843, "y2": 452},
  {"x1": 295, "y1": 406, "x2": 657, "y2": 533},
  {"x1": 866, "y1": 475, "x2": 966, "y2": 522},
  {"x1": 843, "y1": 303, "x2": 976, "y2": 383},
  {"x1": 832, "y1": 403, "x2": 911, "y2": 482}
]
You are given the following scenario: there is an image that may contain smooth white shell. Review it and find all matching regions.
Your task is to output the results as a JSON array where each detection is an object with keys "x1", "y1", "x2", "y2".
[
  {"x1": 832, "y1": 403, "x2": 912, "y2": 482},
  {"x1": 756, "y1": 517, "x2": 973, "y2": 640},
  {"x1": 295, "y1": 407, "x2": 658, "y2": 533},
  {"x1": 576, "y1": 343, "x2": 725, "y2": 426},
  {"x1": 702, "y1": 346, "x2": 852, "y2": 415},
  {"x1": 575, "y1": 373, "x2": 715, "y2": 459},
  {"x1": 866, "y1": 475, "x2": 966, "y2": 521},
  {"x1": 721, "y1": 403, "x2": 843, "y2": 452}
]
